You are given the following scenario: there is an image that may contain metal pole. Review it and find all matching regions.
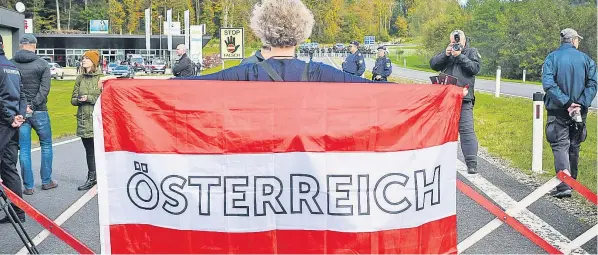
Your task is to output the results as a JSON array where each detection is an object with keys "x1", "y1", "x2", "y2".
[
  {"x1": 532, "y1": 92, "x2": 544, "y2": 173},
  {"x1": 495, "y1": 66, "x2": 501, "y2": 97},
  {"x1": 159, "y1": 16, "x2": 162, "y2": 59}
]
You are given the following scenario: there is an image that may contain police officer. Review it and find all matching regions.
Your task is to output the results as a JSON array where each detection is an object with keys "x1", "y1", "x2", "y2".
[
  {"x1": 0, "y1": 34, "x2": 27, "y2": 223},
  {"x1": 542, "y1": 28, "x2": 597, "y2": 198},
  {"x1": 372, "y1": 46, "x2": 392, "y2": 81},
  {"x1": 342, "y1": 41, "x2": 365, "y2": 77}
]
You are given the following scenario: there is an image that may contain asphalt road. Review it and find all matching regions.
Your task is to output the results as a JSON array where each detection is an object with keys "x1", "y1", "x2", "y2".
[
  {"x1": 0, "y1": 60, "x2": 595, "y2": 253},
  {"x1": 319, "y1": 56, "x2": 598, "y2": 108}
]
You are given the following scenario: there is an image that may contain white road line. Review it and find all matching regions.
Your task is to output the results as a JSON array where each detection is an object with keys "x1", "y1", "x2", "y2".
[
  {"x1": 455, "y1": 160, "x2": 586, "y2": 254},
  {"x1": 326, "y1": 55, "x2": 339, "y2": 69},
  {"x1": 16, "y1": 186, "x2": 98, "y2": 254}
]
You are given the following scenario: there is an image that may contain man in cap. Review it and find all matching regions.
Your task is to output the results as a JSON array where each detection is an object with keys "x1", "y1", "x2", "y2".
[
  {"x1": 0, "y1": 34, "x2": 27, "y2": 223},
  {"x1": 10, "y1": 34, "x2": 57, "y2": 195},
  {"x1": 372, "y1": 46, "x2": 392, "y2": 81},
  {"x1": 542, "y1": 28, "x2": 597, "y2": 198},
  {"x1": 172, "y1": 44, "x2": 194, "y2": 77},
  {"x1": 342, "y1": 41, "x2": 365, "y2": 77}
]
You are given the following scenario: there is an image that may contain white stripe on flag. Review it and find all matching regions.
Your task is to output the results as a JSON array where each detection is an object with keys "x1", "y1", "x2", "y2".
[{"x1": 103, "y1": 142, "x2": 458, "y2": 232}]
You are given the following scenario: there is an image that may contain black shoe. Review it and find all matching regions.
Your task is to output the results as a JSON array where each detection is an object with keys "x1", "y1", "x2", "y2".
[
  {"x1": 0, "y1": 214, "x2": 25, "y2": 224},
  {"x1": 467, "y1": 167, "x2": 477, "y2": 174},
  {"x1": 77, "y1": 171, "x2": 97, "y2": 191},
  {"x1": 550, "y1": 189, "x2": 572, "y2": 199}
]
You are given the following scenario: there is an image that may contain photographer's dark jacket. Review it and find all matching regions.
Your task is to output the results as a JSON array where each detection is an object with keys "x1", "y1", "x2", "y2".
[
  {"x1": 429, "y1": 44, "x2": 481, "y2": 102},
  {"x1": 0, "y1": 49, "x2": 27, "y2": 126},
  {"x1": 10, "y1": 49, "x2": 51, "y2": 111},
  {"x1": 542, "y1": 43, "x2": 597, "y2": 117}
]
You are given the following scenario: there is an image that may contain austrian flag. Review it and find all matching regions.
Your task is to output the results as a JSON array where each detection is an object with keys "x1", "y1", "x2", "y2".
[{"x1": 94, "y1": 80, "x2": 463, "y2": 254}]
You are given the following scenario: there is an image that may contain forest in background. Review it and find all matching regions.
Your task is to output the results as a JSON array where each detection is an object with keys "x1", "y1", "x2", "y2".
[{"x1": 0, "y1": 0, "x2": 595, "y2": 79}]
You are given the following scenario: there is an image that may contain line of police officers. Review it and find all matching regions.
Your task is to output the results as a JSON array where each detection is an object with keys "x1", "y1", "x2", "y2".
[{"x1": 342, "y1": 41, "x2": 392, "y2": 81}]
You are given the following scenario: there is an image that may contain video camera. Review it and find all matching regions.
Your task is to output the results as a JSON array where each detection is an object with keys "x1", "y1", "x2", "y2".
[{"x1": 451, "y1": 31, "x2": 462, "y2": 52}]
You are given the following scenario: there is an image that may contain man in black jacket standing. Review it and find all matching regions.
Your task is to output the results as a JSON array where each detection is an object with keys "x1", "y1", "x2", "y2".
[
  {"x1": 0, "y1": 34, "x2": 27, "y2": 223},
  {"x1": 172, "y1": 44, "x2": 194, "y2": 77},
  {"x1": 430, "y1": 29, "x2": 481, "y2": 174},
  {"x1": 11, "y1": 34, "x2": 57, "y2": 195}
]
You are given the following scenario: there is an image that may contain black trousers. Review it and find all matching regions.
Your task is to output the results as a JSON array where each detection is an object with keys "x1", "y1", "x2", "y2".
[
  {"x1": 81, "y1": 138, "x2": 96, "y2": 173},
  {"x1": 546, "y1": 115, "x2": 587, "y2": 191},
  {"x1": 0, "y1": 124, "x2": 24, "y2": 215}
]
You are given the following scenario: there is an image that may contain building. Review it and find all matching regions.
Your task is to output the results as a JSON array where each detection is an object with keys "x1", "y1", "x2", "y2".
[
  {"x1": 0, "y1": 7, "x2": 25, "y2": 58},
  {"x1": 35, "y1": 33, "x2": 212, "y2": 67}
]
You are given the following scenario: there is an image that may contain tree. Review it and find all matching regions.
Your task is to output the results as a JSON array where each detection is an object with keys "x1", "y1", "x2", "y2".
[
  {"x1": 124, "y1": 0, "x2": 142, "y2": 34},
  {"x1": 108, "y1": 0, "x2": 125, "y2": 34},
  {"x1": 394, "y1": 16, "x2": 409, "y2": 37}
]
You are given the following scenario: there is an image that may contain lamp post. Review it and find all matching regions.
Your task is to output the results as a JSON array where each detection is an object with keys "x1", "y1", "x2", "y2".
[{"x1": 159, "y1": 15, "x2": 163, "y2": 59}]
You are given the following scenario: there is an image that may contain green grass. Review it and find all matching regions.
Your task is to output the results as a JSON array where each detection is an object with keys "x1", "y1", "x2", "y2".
[{"x1": 473, "y1": 93, "x2": 597, "y2": 192}]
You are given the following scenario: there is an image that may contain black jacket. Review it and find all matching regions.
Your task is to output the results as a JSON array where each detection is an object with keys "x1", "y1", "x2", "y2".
[
  {"x1": 0, "y1": 50, "x2": 27, "y2": 126},
  {"x1": 10, "y1": 49, "x2": 51, "y2": 111},
  {"x1": 429, "y1": 44, "x2": 481, "y2": 102},
  {"x1": 240, "y1": 50, "x2": 265, "y2": 65},
  {"x1": 172, "y1": 53, "x2": 194, "y2": 77}
]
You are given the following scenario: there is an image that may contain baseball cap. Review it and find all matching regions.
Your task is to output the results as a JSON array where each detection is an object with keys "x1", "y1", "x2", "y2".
[
  {"x1": 350, "y1": 41, "x2": 359, "y2": 47},
  {"x1": 19, "y1": 34, "x2": 37, "y2": 44},
  {"x1": 560, "y1": 28, "x2": 583, "y2": 40},
  {"x1": 377, "y1": 46, "x2": 386, "y2": 51}
]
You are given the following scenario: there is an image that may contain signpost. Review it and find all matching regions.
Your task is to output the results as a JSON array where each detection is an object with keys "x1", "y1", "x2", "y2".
[
  {"x1": 24, "y1": 19, "x2": 33, "y2": 33},
  {"x1": 145, "y1": 9, "x2": 151, "y2": 62},
  {"x1": 364, "y1": 35, "x2": 375, "y2": 45},
  {"x1": 190, "y1": 25, "x2": 204, "y2": 71},
  {"x1": 219, "y1": 27, "x2": 244, "y2": 70}
]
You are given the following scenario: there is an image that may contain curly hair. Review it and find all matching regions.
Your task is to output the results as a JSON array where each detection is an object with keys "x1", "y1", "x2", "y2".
[{"x1": 250, "y1": 0, "x2": 315, "y2": 48}]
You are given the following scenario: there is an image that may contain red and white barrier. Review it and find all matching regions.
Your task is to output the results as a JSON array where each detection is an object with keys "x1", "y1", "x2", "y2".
[
  {"x1": 0, "y1": 182, "x2": 94, "y2": 254},
  {"x1": 457, "y1": 169, "x2": 597, "y2": 254}
]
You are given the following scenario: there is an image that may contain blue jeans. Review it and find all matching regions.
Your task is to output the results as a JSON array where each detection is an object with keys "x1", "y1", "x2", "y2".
[{"x1": 19, "y1": 111, "x2": 53, "y2": 189}]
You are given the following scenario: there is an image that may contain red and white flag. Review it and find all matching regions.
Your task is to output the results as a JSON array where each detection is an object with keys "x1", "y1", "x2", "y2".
[{"x1": 94, "y1": 80, "x2": 463, "y2": 254}]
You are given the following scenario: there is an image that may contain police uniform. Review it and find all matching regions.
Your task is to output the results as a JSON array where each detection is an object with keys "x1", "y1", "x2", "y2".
[
  {"x1": 0, "y1": 36, "x2": 27, "y2": 223},
  {"x1": 372, "y1": 46, "x2": 392, "y2": 81},
  {"x1": 342, "y1": 41, "x2": 365, "y2": 77}
]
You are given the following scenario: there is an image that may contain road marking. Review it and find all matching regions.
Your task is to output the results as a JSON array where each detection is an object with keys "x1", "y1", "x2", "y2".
[
  {"x1": 30, "y1": 137, "x2": 81, "y2": 153},
  {"x1": 456, "y1": 160, "x2": 586, "y2": 254},
  {"x1": 16, "y1": 185, "x2": 98, "y2": 254}
]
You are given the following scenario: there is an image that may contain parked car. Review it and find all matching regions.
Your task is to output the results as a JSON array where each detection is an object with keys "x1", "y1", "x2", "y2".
[
  {"x1": 145, "y1": 59, "x2": 167, "y2": 74},
  {"x1": 111, "y1": 65, "x2": 135, "y2": 79},
  {"x1": 49, "y1": 63, "x2": 64, "y2": 79},
  {"x1": 106, "y1": 63, "x2": 118, "y2": 74}
]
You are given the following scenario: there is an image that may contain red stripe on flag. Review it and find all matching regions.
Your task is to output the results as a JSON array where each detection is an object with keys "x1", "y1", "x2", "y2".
[
  {"x1": 100, "y1": 80, "x2": 463, "y2": 154},
  {"x1": 108, "y1": 215, "x2": 457, "y2": 254}
]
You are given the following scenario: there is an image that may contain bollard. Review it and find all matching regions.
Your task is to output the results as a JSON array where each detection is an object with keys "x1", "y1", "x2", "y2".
[
  {"x1": 403, "y1": 58, "x2": 406, "y2": 67},
  {"x1": 523, "y1": 69, "x2": 526, "y2": 83},
  {"x1": 532, "y1": 92, "x2": 544, "y2": 174},
  {"x1": 495, "y1": 66, "x2": 501, "y2": 97}
]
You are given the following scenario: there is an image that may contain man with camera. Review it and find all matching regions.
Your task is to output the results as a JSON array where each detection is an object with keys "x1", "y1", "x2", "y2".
[
  {"x1": 429, "y1": 30, "x2": 481, "y2": 174},
  {"x1": 542, "y1": 28, "x2": 597, "y2": 199}
]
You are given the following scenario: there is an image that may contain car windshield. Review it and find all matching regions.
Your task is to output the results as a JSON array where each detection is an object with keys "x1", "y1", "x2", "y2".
[
  {"x1": 109, "y1": 63, "x2": 118, "y2": 67},
  {"x1": 132, "y1": 58, "x2": 143, "y2": 64},
  {"x1": 115, "y1": 66, "x2": 128, "y2": 70},
  {"x1": 153, "y1": 60, "x2": 165, "y2": 65}
]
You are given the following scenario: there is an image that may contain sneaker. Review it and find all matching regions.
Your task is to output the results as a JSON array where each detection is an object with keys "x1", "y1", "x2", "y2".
[
  {"x1": 467, "y1": 168, "x2": 477, "y2": 174},
  {"x1": 23, "y1": 188, "x2": 34, "y2": 195},
  {"x1": 41, "y1": 180, "x2": 58, "y2": 190},
  {"x1": 550, "y1": 189, "x2": 572, "y2": 199}
]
